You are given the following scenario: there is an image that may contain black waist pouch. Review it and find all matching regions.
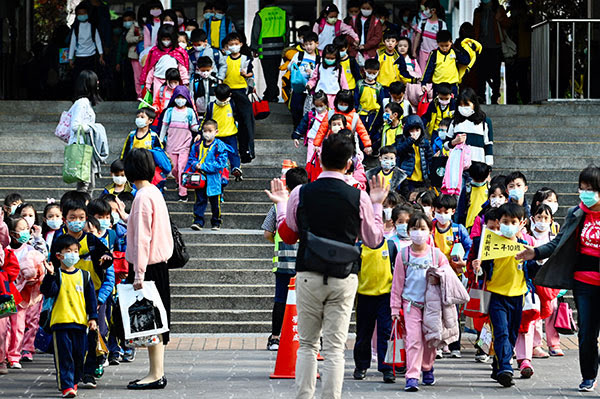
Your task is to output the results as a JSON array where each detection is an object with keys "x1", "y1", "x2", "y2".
[{"x1": 304, "y1": 231, "x2": 361, "y2": 280}]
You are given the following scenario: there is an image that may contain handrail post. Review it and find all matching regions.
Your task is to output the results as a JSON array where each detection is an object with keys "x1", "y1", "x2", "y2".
[
  {"x1": 556, "y1": 22, "x2": 559, "y2": 99},
  {"x1": 588, "y1": 22, "x2": 591, "y2": 99},
  {"x1": 572, "y1": 21, "x2": 575, "y2": 99}
]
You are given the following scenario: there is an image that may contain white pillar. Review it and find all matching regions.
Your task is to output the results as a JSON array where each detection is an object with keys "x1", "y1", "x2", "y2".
[
  {"x1": 245, "y1": 0, "x2": 266, "y2": 96},
  {"x1": 334, "y1": 0, "x2": 347, "y2": 18},
  {"x1": 161, "y1": 0, "x2": 172, "y2": 9}
]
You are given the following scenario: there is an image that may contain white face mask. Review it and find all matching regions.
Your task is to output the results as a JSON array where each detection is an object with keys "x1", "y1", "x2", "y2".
[
  {"x1": 458, "y1": 106, "x2": 475, "y2": 117},
  {"x1": 534, "y1": 220, "x2": 550, "y2": 232},
  {"x1": 331, "y1": 125, "x2": 343, "y2": 134},
  {"x1": 194, "y1": 44, "x2": 206, "y2": 52},
  {"x1": 175, "y1": 98, "x2": 187, "y2": 107},
  {"x1": 178, "y1": 42, "x2": 187, "y2": 49},
  {"x1": 490, "y1": 197, "x2": 505, "y2": 208},
  {"x1": 161, "y1": 39, "x2": 172, "y2": 47},
  {"x1": 365, "y1": 72, "x2": 378, "y2": 80},
  {"x1": 24, "y1": 216, "x2": 35, "y2": 229},
  {"x1": 229, "y1": 44, "x2": 241, "y2": 54},
  {"x1": 423, "y1": 206, "x2": 432, "y2": 217},
  {"x1": 435, "y1": 212, "x2": 452, "y2": 224},
  {"x1": 383, "y1": 208, "x2": 392, "y2": 221},
  {"x1": 361, "y1": 8, "x2": 372, "y2": 17},
  {"x1": 113, "y1": 176, "x2": 128, "y2": 186},
  {"x1": 199, "y1": 71, "x2": 212, "y2": 79},
  {"x1": 543, "y1": 201, "x2": 559, "y2": 215},
  {"x1": 135, "y1": 117, "x2": 147, "y2": 128}
]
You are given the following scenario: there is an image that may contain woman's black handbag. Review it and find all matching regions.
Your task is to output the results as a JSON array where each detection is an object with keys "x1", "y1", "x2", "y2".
[{"x1": 167, "y1": 220, "x2": 189, "y2": 269}]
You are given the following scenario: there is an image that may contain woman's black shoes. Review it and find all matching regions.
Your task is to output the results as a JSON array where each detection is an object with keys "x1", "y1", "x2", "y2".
[{"x1": 127, "y1": 376, "x2": 167, "y2": 390}]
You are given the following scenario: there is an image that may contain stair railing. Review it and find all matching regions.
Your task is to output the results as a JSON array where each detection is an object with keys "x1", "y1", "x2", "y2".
[{"x1": 531, "y1": 19, "x2": 600, "y2": 102}]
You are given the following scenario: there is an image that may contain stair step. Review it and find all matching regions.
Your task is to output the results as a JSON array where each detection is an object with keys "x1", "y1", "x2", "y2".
[
  {"x1": 170, "y1": 268, "x2": 272, "y2": 284},
  {"x1": 171, "y1": 294, "x2": 273, "y2": 310},
  {"x1": 171, "y1": 283, "x2": 273, "y2": 295},
  {"x1": 170, "y1": 309, "x2": 272, "y2": 322},
  {"x1": 171, "y1": 321, "x2": 271, "y2": 334}
]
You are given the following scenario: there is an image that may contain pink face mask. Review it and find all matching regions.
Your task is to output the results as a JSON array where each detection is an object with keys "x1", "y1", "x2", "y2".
[
  {"x1": 409, "y1": 230, "x2": 429, "y2": 244},
  {"x1": 439, "y1": 98, "x2": 450, "y2": 106}
]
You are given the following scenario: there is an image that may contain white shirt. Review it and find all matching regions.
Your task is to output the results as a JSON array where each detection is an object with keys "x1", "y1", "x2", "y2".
[
  {"x1": 69, "y1": 98, "x2": 95, "y2": 139},
  {"x1": 315, "y1": 65, "x2": 341, "y2": 94},
  {"x1": 307, "y1": 111, "x2": 326, "y2": 139},
  {"x1": 288, "y1": 52, "x2": 317, "y2": 80},
  {"x1": 360, "y1": 17, "x2": 368, "y2": 46},
  {"x1": 154, "y1": 54, "x2": 178, "y2": 79},
  {"x1": 402, "y1": 250, "x2": 433, "y2": 304},
  {"x1": 68, "y1": 22, "x2": 104, "y2": 60},
  {"x1": 318, "y1": 23, "x2": 335, "y2": 50}
]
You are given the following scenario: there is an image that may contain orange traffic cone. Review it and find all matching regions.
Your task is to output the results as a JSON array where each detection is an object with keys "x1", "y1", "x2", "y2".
[{"x1": 270, "y1": 277, "x2": 299, "y2": 379}]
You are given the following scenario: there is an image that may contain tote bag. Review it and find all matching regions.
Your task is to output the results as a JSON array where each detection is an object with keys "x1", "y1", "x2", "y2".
[
  {"x1": 463, "y1": 279, "x2": 491, "y2": 318},
  {"x1": 384, "y1": 319, "x2": 406, "y2": 369},
  {"x1": 250, "y1": 91, "x2": 270, "y2": 120},
  {"x1": 554, "y1": 300, "x2": 577, "y2": 335},
  {"x1": 62, "y1": 128, "x2": 93, "y2": 184}
]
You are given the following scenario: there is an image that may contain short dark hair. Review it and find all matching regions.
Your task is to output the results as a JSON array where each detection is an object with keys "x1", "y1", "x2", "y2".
[
  {"x1": 469, "y1": 161, "x2": 491, "y2": 183},
  {"x1": 62, "y1": 199, "x2": 88, "y2": 218},
  {"x1": 110, "y1": 159, "x2": 125, "y2": 174},
  {"x1": 379, "y1": 145, "x2": 396, "y2": 157},
  {"x1": 436, "y1": 82, "x2": 453, "y2": 96},
  {"x1": 385, "y1": 191, "x2": 402, "y2": 207},
  {"x1": 321, "y1": 134, "x2": 354, "y2": 170},
  {"x1": 123, "y1": 10, "x2": 136, "y2": 20},
  {"x1": 215, "y1": 84, "x2": 232, "y2": 101},
  {"x1": 389, "y1": 81, "x2": 406, "y2": 95},
  {"x1": 484, "y1": 207, "x2": 499, "y2": 222},
  {"x1": 505, "y1": 171, "x2": 528, "y2": 187},
  {"x1": 285, "y1": 167, "x2": 308, "y2": 191},
  {"x1": 88, "y1": 198, "x2": 111, "y2": 217},
  {"x1": 408, "y1": 212, "x2": 433, "y2": 230},
  {"x1": 4, "y1": 193, "x2": 23, "y2": 206},
  {"x1": 75, "y1": 2, "x2": 89, "y2": 12},
  {"x1": 498, "y1": 202, "x2": 526, "y2": 220},
  {"x1": 439, "y1": 117, "x2": 452, "y2": 128},
  {"x1": 334, "y1": 90, "x2": 355, "y2": 110},
  {"x1": 197, "y1": 56, "x2": 213, "y2": 69},
  {"x1": 124, "y1": 148, "x2": 155, "y2": 182},
  {"x1": 118, "y1": 192, "x2": 135, "y2": 213},
  {"x1": 416, "y1": 190, "x2": 436, "y2": 207},
  {"x1": 86, "y1": 215, "x2": 101, "y2": 231},
  {"x1": 364, "y1": 58, "x2": 380, "y2": 71},
  {"x1": 203, "y1": 118, "x2": 218, "y2": 130},
  {"x1": 488, "y1": 183, "x2": 508, "y2": 199},
  {"x1": 579, "y1": 165, "x2": 600, "y2": 192},
  {"x1": 333, "y1": 34, "x2": 349, "y2": 50},
  {"x1": 385, "y1": 101, "x2": 402, "y2": 117},
  {"x1": 157, "y1": 24, "x2": 177, "y2": 51},
  {"x1": 224, "y1": 31, "x2": 243, "y2": 44},
  {"x1": 137, "y1": 107, "x2": 156, "y2": 121},
  {"x1": 392, "y1": 204, "x2": 413, "y2": 221},
  {"x1": 383, "y1": 30, "x2": 399, "y2": 41},
  {"x1": 60, "y1": 191, "x2": 90, "y2": 212},
  {"x1": 436, "y1": 29, "x2": 452, "y2": 43},
  {"x1": 191, "y1": 28, "x2": 207, "y2": 42},
  {"x1": 329, "y1": 113, "x2": 347, "y2": 127},
  {"x1": 303, "y1": 32, "x2": 318, "y2": 43},
  {"x1": 433, "y1": 194, "x2": 457, "y2": 210},
  {"x1": 165, "y1": 67, "x2": 181, "y2": 82},
  {"x1": 213, "y1": 0, "x2": 228, "y2": 12},
  {"x1": 53, "y1": 234, "x2": 80, "y2": 253}
]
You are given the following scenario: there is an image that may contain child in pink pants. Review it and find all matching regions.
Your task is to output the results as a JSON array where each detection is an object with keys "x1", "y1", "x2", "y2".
[{"x1": 391, "y1": 214, "x2": 449, "y2": 392}]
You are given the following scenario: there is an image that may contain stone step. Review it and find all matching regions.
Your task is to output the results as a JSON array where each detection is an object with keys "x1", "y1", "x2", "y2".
[
  {"x1": 171, "y1": 283, "x2": 273, "y2": 296},
  {"x1": 171, "y1": 321, "x2": 271, "y2": 334},
  {"x1": 169, "y1": 268, "x2": 271, "y2": 284},
  {"x1": 180, "y1": 229, "x2": 267, "y2": 244},
  {"x1": 170, "y1": 309, "x2": 272, "y2": 322},
  {"x1": 185, "y1": 243, "x2": 272, "y2": 258},
  {"x1": 171, "y1": 294, "x2": 273, "y2": 310},
  {"x1": 495, "y1": 142, "x2": 600, "y2": 157},
  {"x1": 495, "y1": 155, "x2": 598, "y2": 170},
  {"x1": 483, "y1": 103, "x2": 600, "y2": 116},
  {"x1": 494, "y1": 168, "x2": 580, "y2": 182},
  {"x1": 182, "y1": 258, "x2": 271, "y2": 269}
]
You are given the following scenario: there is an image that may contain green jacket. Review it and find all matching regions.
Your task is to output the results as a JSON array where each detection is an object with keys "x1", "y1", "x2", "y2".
[{"x1": 534, "y1": 205, "x2": 584, "y2": 289}]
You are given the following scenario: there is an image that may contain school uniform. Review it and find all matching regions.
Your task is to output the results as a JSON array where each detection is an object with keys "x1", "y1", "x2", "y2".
[
  {"x1": 355, "y1": 80, "x2": 385, "y2": 145},
  {"x1": 205, "y1": 99, "x2": 240, "y2": 170},
  {"x1": 422, "y1": 47, "x2": 471, "y2": 96}
]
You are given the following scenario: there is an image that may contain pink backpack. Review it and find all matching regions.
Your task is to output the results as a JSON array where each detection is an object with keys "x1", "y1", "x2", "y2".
[{"x1": 318, "y1": 19, "x2": 342, "y2": 36}]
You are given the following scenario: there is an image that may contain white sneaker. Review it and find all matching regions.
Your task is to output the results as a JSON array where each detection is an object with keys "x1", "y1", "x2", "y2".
[
  {"x1": 8, "y1": 362, "x2": 21, "y2": 369},
  {"x1": 475, "y1": 353, "x2": 489, "y2": 363},
  {"x1": 436, "y1": 349, "x2": 443, "y2": 359},
  {"x1": 450, "y1": 350, "x2": 462, "y2": 358}
]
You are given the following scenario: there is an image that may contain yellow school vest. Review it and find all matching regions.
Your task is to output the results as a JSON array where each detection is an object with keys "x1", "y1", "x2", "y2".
[
  {"x1": 486, "y1": 256, "x2": 527, "y2": 297},
  {"x1": 381, "y1": 123, "x2": 402, "y2": 147},
  {"x1": 211, "y1": 20, "x2": 221, "y2": 50},
  {"x1": 408, "y1": 144, "x2": 423, "y2": 182},
  {"x1": 198, "y1": 142, "x2": 210, "y2": 164},
  {"x1": 50, "y1": 269, "x2": 88, "y2": 327},
  {"x1": 358, "y1": 84, "x2": 380, "y2": 115},
  {"x1": 427, "y1": 103, "x2": 454, "y2": 135},
  {"x1": 433, "y1": 225, "x2": 454, "y2": 260},
  {"x1": 224, "y1": 56, "x2": 247, "y2": 89},
  {"x1": 132, "y1": 132, "x2": 154, "y2": 149},
  {"x1": 213, "y1": 103, "x2": 238, "y2": 137},
  {"x1": 73, "y1": 234, "x2": 101, "y2": 290},
  {"x1": 378, "y1": 170, "x2": 394, "y2": 189},
  {"x1": 358, "y1": 242, "x2": 393, "y2": 296},
  {"x1": 431, "y1": 49, "x2": 460, "y2": 84},
  {"x1": 340, "y1": 58, "x2": 356, "y2": 90},
  {"x1": 466, "y1": 185, "x2": 488, "y2": 229},
  {"x1": 377, "y1": 50, "x2": 400, "y2": 87}
]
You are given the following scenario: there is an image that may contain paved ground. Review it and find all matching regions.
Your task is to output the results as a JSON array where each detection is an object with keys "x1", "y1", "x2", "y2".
[{"x1": 0, "y1": 335, "x2": 590, "y2": 399}]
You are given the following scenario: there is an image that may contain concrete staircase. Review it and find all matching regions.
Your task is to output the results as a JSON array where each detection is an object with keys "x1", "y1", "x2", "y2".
[{"x1": 0, "y1": 101, "x2": 596, "y2": 333}]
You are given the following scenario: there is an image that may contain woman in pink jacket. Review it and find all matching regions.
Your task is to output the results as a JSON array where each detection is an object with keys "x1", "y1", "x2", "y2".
[
  {"x1": 124, "y1": 149, "x2": 174, "y2": 390},
  {"x1": 390, "y1": 212, "x2": 449, "y2": 392}
]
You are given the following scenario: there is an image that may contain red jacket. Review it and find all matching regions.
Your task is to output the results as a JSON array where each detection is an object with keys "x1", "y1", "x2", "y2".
[
  {"x1": 348, "y1": 16, "x2": 383, "y2": 59},
  {"x1": 0, "y1": 248, "x2": 22, "y2": 305}
]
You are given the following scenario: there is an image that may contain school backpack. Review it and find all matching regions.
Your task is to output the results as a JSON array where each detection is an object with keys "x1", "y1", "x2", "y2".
[
  {"x1": 417, "y1": 20, "x2": 444, "y2": 53},
  {"x1": 318, "y1": 19, "x2": 342, "y2": 36}
]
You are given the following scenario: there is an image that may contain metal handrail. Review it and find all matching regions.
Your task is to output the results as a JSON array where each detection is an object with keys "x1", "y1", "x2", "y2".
[{"x1": 532, "y1": 18, "x2": 600, "y2": 29}]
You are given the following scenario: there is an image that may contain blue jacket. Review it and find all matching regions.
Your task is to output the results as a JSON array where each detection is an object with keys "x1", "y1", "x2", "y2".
[
  {"x1": 395, "y1": 115, "x2": 433, "y2": 180},
  {"x1": 292, "y1": 108, "x2": 319, "y2": 140},
  {"x1": 432, "y1": 220, "x2": 473, "y2": 261},
  {"x1": 203, "y1": 17, "x2": 235, "y2": 49},
  {"x1": 186, "y1": 138, "x2": 232, "y2": 197}
]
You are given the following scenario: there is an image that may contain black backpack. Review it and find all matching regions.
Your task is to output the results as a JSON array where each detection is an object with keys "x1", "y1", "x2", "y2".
[{"x1": 167, "y1": 220, "x2": 189, "y2": 269}]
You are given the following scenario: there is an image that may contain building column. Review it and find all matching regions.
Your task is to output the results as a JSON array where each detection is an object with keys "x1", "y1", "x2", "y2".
[
  {"x1": 160, "y1": 0, "x2": 172, "y2": 9},
  {"x1": 245, "y1": 0, "x2": 266, "y2": 97}
]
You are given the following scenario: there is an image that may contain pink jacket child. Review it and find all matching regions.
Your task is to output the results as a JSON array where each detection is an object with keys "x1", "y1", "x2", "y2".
[
  {"x1": 140, "y1": 28, "x2": 190, "y2": 105},
  {"x1": 6, "y1": 242, "x2": 45, "y2": 366},
  {"x1": 307, "y1": 58, "x2": 349, "y2": 109},
  {"x1": 391, "y1": 243, "x2": 451, "y2": 386}
]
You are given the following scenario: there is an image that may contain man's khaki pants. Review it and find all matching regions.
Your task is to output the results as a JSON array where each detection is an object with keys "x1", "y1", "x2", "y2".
[{"x1": 295, "y1": 271, "x2": 358, "y2": 399}]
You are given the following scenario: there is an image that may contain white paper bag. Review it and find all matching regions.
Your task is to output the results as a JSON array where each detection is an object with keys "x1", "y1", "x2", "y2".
[{"x1": 117, "y1": 282, "x2": 169, "y2": 340}]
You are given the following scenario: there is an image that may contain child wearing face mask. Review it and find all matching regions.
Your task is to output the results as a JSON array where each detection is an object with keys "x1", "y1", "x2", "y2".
[
  {"x1": 4, "y1": 193, "x2": 23, "y2": 220},
  {"x1": 307, "y1": 44, "x2": 349, "y2": 109},
  {"x1": 103, "y1": 159, "x2": 137, "y2": 197},
  {"x1": 6, "y1": 217, "x2": 46, "y2": 369},
  {"x1": 16, "y1": 203, "x2": 48, "y2": 258},
  {"x1": 422, "y1": 83, "x2": 455, "y2": 137},
  {"x1": 68, "y1": 2, "x2": 105, "y2": 79},
  {"x1": 348, "y1": 0, "x2": 383, "y2": 59},
  {"x1": 143, "y1": 3, "x2": 164, "y2": 50},
  {"x1": 395, "y1": 115, "x2": 433, "y2": 198},
  {"x1": 390, "y1": 212, "x2": 461, "y2": 392},
  {"x1": 390, "y1": 205, "x2": 415, "y2": 250},
  {"x1": 292, "y1": 91, "x2": 329, "y2": 163},
  {"x1": 160, "y1": 85, "x2": 199, "y2": 201},
  {"x1": 431, "y1": 117, "x2": 451, "y2": 156},
  {"x1": 474, "y1": 203, "x2": 531, "y2": 388},
  {"x1": 367, "y1": 146, "x2": 407, "y2": 197},
  {"x1": 188, "y1": 119, "x2": 232, "y2": 231},
  {"x1": 531, "y1": 187, "x2": 560, "y2": 234},
  {"x1": 121, "y1": 108, "x2": 163, "y2": 171},
  {"x1": 140, "y1": 24, "x2": 190, "y2": 106},
  {"x1": 412, "y1": 0, "x2": 446, "y2": 70},
  {"x1": 333, "y1": 35, "x2": 362, "y2": 94},
  {"x1": 202, "y1": 2, "x2": 236, "y2": 50},
  {"x1": 151, "y1": 67, "x2": 182, "y2": 120},
  {"x1": 470, "y1": 183, "x2": 508, "y2": 239},
  {"x1": 189, "y1": 29, "x2": 221, "y2": 76},
  {"x1": 355, "y1": 58, "x2": 385, "y2": 147},
  {"x1": 288, "y1": 32, "x2": 321, "y2": 128},
  {"x1": 380, "y1": 102, "x2": 403, "y2": 147},
  {"x1": 49, "y1": 200, "x2": 113, "y2": 389},
  {"x1": 505, "y1": 171, "x2": 531, "y2": 218},
  {"x1": 465, "y1": 161, "x2": 491, "y2": 230},
  {"x1": 42, "y1": 203, "x2": 63, "y2": 251},
  {"x1": 394, "y1": 37, "x2": 426, "y2": 110},
  {"x1": 313, "y1": 4, "x2": 358, "y2": 51},
  {"x1": 192, "y1": 57, "x2": 219, "y2": 116}
]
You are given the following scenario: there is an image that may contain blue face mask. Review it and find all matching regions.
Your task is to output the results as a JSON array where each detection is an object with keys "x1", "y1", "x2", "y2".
[
  {"x1": 339, "y1": 50, "x2": 347, "y2": 58},
  {"x1": 62, "y1": 253, "x2": 80, "y2": 268},
  {"x1": 67, "y1": 220, "x2": 85, "y2": 233},
  {"x1": 17, "y1": 231, "x2": 30, "y2": 244},
  {"x1": 99, "y1": 219, "x2": 111, "y2": 231},
  {"x1": 500, "y1": 223, "x2": 520, "y2": 238},
  {"x1": 214, "y1": 13, "x2": 225, "y2": 20},
  {"x1": 323, "y1": 58, "x2": 336, "y2": 66},
  {"x1": 337, "y1": 105, "x2": 349, "y2": 112},
  {"x1": 396, "y1": 223, "x2": 408, "y2": 238},
  {"x1": 123, "y1": 21, "x2": 134, "y2": 30},
  {"x1": 508, "y1": 188, "x2": 525, "y2": 202},
  {"x1": 382, "y1": 112, "x2": 392, "y2": 123},
  {"x1": 46, "y1": 219, "x2": 62, "y2": 231},
  {"x1": 204, "y1": 12, "x2": 214, "y2": 20},
  {"x1": 111, "y1": 212, "x2": 121, "y2": 225},
  {"x1": 580, "y1": 190, "x2": 600, "y2": 208},
  {"x1": 471, "y1": 180, "x2": 487, "y2": 187},
  {"x1": 77, "y1": 15, "x2": 89, "y2": 22},
  {"x1": 481, "y1": 0, "x2": 491, "y2": 4}
]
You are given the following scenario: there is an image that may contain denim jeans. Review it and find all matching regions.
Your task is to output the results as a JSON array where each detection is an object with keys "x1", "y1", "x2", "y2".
[
  {"x1": 489, "y1": 293, "x2": 523, "y2": 376},
  {"x1": 573, "y1": 280, "x2": 600, "y2": 380}
]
